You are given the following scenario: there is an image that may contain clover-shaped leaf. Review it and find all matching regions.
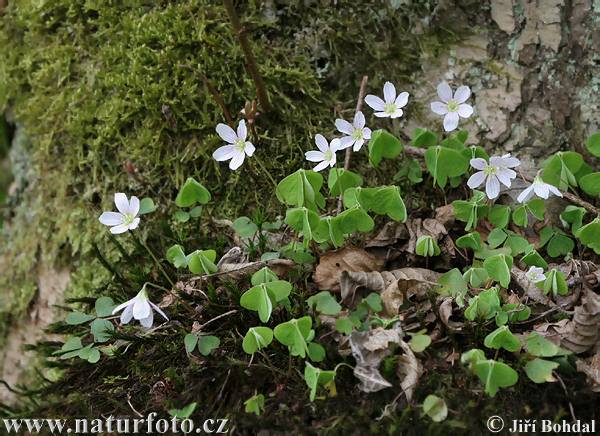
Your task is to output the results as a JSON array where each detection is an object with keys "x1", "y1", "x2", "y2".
[
  {"x1": 336, "y1": 206, "x2": 374, "y2": 234},
  {"x1": 90, "y1": 318, "x2": 114, "y2": 343},
  {"x1": 65, "y1": 312, "x2": 95, "y2": 325},
  {"x1": 453, "y1": 191, "x2": 489, "y2": 231},
  {"x1": 408, "y1": 330, "x2": 432, "y2": 353},
  {"x1": 422, "y1": 395, "x2": 448, "y2": 422},
  {"x1": 187, "y1": 249, "x2": 218, "y2": 274},
  {"x1": 525, "y1": 332, "x2": 570, "y2": 357},
  {"x1": 328, "y1": 168, "x2": 363, "y2": 196},
  {"x1": 576, "y1": 217, "x2": 600, "y2": 254},
  {"x1": 488, "y1": 205, "x2": 511, "y2": 229},
  {"x1": 274, "y1": 316, "x2": 313, "y2": 358},
  {"x1": 464, "y1": 287, "x2": 501, "y2": 321},
  {"x1": 313, "y1": 216, "x2": 345, "y2": 248},
  {"x1": 276, "y1": 169, "x2": 324, "y2": 210},
  {"x1": 415, "y1": 235, "x2": 440, "y2": 257},
  {"x1": 473, "y1": 359, "x2": 518, "y2": 397},
  {"x1": 542, "y1": 151, "x2": 583, "y2": 190},
  {"x1": 463, "y1": 266, "x2": 488, "y2": 288},
  {"x1": 166, "y1": 244, "x2": 188, "y2": 268},
  {"x1": 460, "y1": 348, "x2": 486, "y2": 366},
  {"x1": 368, "y1": 129, "x2": 403, "y2": 166},
  {"x1": 304, "y1": 362, "x2": 336, "y2": 402},
  {"x1": 242, "y1": 327, "x2": 274, "y2": 354},
  {"x1": 307, "y1": 291, "x2": 342, "y2": 316},
  {"x1": 437, "y1": 268, "x2": 468, "y2": 307},
  {"x1": 483, "y1": 325, "x2": 521, "y2": 352},
  {"x1": 586, "y1": 132, "x2": 600, "y2": 157},
  {"x1": 412, "y1": 128, "x2": 438, "y2": 147},
  {"x1": 525, "y1": 358, "x2": 559, "y2": 384},
  {"x1": 539, "y1": 227, "x2": 574, "y2": 257},
  {"x1": 284, "y1": 207, "x2": 320, "y2": 246},
  {"x1": 543, "y1": 268, "x2": 568, "y2": 297},
  {"x1": 456, "y1": 232, "x2": 482, "y2": 251},
  {"x1": 520, "y1": 249, "x2": 548, "y2": 269},
  {"x1": 232, "y1": 216, "x2": 258, "y2": 237},
  {"x1": 95, "y1": 297, "x2": 115, "y2": 318},
  {"x1": 175, "y1": 177, "x2": 211, "y2": 207},
  {"x1": 138, "y1": 197, "x2": 157, "y2": 215},
  {"x1": 168, "y1": 402, "x2": 197, "y2": 419},
  {"x1": 244, "y1": 394, "x2": 265, "y2": 416},
  {"x1": 240, "y1": 280, "x2": 292, "y2": 322},
  {"x1": 425, "y1": 145, "x2": 469, "y2": 188},
  {"x1": 483, "y1": 254, "x2": 513, "y2": 288},
  {"x1": 251, "y1": 267, "x2": 279, "y2": 286},
  {"x1": 560, "y1": 206, "x2": 586, "y2": 233},
  {"x1": 198, "y1": 335, "x2": 220, "y2": 356}
]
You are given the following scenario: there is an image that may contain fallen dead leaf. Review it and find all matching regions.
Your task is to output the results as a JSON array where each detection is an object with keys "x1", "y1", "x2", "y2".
[
  {"x1": 438, "y1": 297, "x2": 464, "y2": 331},
  {"x1": 314, "y1": 247, "x2": 385, "y2": 292},
  {"x1": 366, "y1": 222, "x2": 408, "y2": 248},
  {"x1": 397, "y1": 339, "x2": 423, "y2": 402},
  {"x1": 576, "y1": 352, "x2": 600, "y2": 392},
  {"x1": 558, "y1": 288, "x2": 600, "y2": 353},
  {"x1": 511, "y1": 266, "x2": 552, "y2": 305}
]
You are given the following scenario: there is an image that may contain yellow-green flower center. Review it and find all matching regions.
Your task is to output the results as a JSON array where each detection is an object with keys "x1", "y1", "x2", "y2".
[
  {"x1": 323, "y1": 150, "x2": 333, "y2": 161},
  {"x1": 351, "y1": 129, "x2": 363, "y2": 140},
  {"x1": 447, "y1": 100, "x2": 459, "y2": 112},
  {"x1": 122, "y1": 213, "x2": 136, "y2": 225},
  {"x1": 234, "y1": 139, "x2": 246, "y2": 152},
  {"x1": 483, "y1": 164, "x2": 497, "y2": 176},
  {"x1": 384, "y1": 102, "x2": 397, "y2": 114}
]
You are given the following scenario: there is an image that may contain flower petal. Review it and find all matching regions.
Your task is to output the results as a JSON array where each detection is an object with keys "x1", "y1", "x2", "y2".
[
  {"x1": 120, "y1": 304, "x2": 134, "y2": 324},
  {"x1": 305, "y1": 151, "x2": 324, "y2": 162},
  {"x1": 470, "y1": 158, "x2": 487, "y2": 170},
  {"x1": 457, "y1": 103, "x2": 473, "y2": 118},
  {"x1": 394, "y1": 92, "x2": 409, "y2": 108},
  {"x1": 383, "y1": 82, "x2": 396, "y2": 103},
  {"x1": 486, "y1": 175, "x2": 501, "y2": 199},
  {"x1": 496, "y1": 168, "x2": 515, "y2": 187},
  {"x1": 216, "y1": 123, "x2": 237, "y2": 143},
  {"x1": 533, "y1": 181, "x2": 550, "y2": 199},
  {"x1": 517, "y1": 185, "x2": 534, "y2": 203},
  {"x1": 467, "y1": 171, "x2": 486, "y2": 189},
  {"x1": 114, "y1": 193, "x2": 130, "y2": 215},
  {"x1": 547, "y1": 184, "x2": 562, "y2": 197},
  {"x1": 363, "y1": 127, "x2": 372, "y2": 139},
  {"x1": 389, "y1": 108, "x2": 403, "y2": 118},
  {"x1": 128, "y1": 196, "x2": 140, "y2": 216},
  {"x1": 365, "y1": 95, "x2": 385, "y2": 111},
  {"x1": 443, "y1": 112, "x2": 459, "y2": 132},
  {"x1": 213, "y1": 145, "x2": 236, "y2": 161},
  {"x1": 139, "y1": 311, "x2": 154, "y2": 328},
  {"x1": 236, "y1": 120, "x2": 247, "y2": 141},
  {"x1": 354, "y1": 111, "x2": 365, "y2": 129},
  {"x1": 337, "y1": 136, "x2": 354, "y2": 150},
  {"x1": 112, "y1": 298, "x2": 134, "y2": 315},
  {"x1": 431, "y1": 101, "x2": 448, "y2": 115},
  {"x1": 330, "y1": 138, "x2": 342, "y2": 153},
  {"x1": 129, "y1": 217, "x2": 140, "y2": 230},
  {"x1": 454, "y1": 85, "x2": 471, "y2": 103},
  {"x1": 315, "y1": 134, "x2": 328, "y2": 152},
  {"x1": 353, "y1": 139, "x2": 364, "y2": 152},
  {"x1": 335, "y1": 118, "x2": 354, "y2": 135},
  {"x1": 313, "y1": 160, "x2": 329, "y2": 172},
  {"x1": 244, "y1": 142, "x2": 255, "y2": 156},
  {"x1": 110, "y1": 223, "x2": 130, "y2": 234},
  {"x1": 229, "y1": 151, "x2": 245, "y2": 170},
  {"x1": 99, "y1": 211, "x2": 124, "y2": 226},
  {"x1": 437, "y1": 82, "x2": 452, "y2": 103},
  {"x1": 149, "y1": 302, "x2": 169, "y2": 321},
  {"x1": 373, "y1": 111, "x2": 389, "y2": 118},
  {"x1": 132, "y1": 297, "x2": 151, "y2": 320}
]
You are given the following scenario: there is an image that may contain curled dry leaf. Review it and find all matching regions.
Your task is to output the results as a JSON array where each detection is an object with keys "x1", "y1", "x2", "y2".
[
  {"x1": 511, "y1": 266, "x2": 552, "y2": 305},
  {"x1": 438, "y1": 297, "x2": 464, "y2": 331},
  {"x1": 366, "y1": 222, "x2": 408, "y2": 248},
  {"x1": 314, "y1": 247, "x2": 385, "y2": 292},
  {"x1": 576, "y1": 352, "x2": 600, "y2": 392},
  {"x1": 405, "y1": 218, "x2": 448, "y2": 254},
  {"x1": 339, "y1": 268, "x2": 440, "y2": 312},
  {"x1": 397, "y1": 339, "x2": 422, "y2": 403},
  {"x1": 349, "y1": 326, "x2": 402, "y2": 393},
  {"x1": 435, "y1": 204, "x2": 455, "y2": 228},
  {"x1": 557, "y1": 288, "x2": 600, "y2": 353}
]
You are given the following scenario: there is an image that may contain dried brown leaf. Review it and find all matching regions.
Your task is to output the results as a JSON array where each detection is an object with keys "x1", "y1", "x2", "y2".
[
  {"x1": 397, "y1": 340, "x2": 422, "y2": 402},
  {"x1": 314, "y1": 247, "x2": 385, "y2": 292},
  {"x1": 438, "y1": 297, "x2": 463, "y2": 331},
  {"x1": 366, "y1": 222, "x2": 408, "y2": 248},
  {"x1": 576, "y1": 353, "x2": 600, "y2": 392},
  {"x1": 511, "y1": 266, "x2": 552, "y2": 305}
]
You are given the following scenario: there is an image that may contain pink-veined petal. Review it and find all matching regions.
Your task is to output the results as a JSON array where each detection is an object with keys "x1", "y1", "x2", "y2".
[
  {"x1": 454, "y1": 85, "x2": 471, "y2": 103},
  {"x1": 216, "y1": 123, "x2": 237, "y2": 143},
  {"x1": 533, "y1": 181, "x2": 550, "y2": 199},
  {"x1": 120, "y1": 304, "x2": 134, "y2": 324},
  {"x1": 517, "y1": 185, "x2": 534, "y2": 203},
  {"x1": 383, "y1": 82, "x2": 396, "y2": 103},
  {"x1": 315, "y1": 134, "x2": 328, "y2": 152},
  {"x1": 496, "y1": 168, "x2": 515, "y2": 187},
  {"x1": 335, "y1": 118, "x2": 354, "y2": 135},
  {"x1": 431, "y1": 101, "x2": 448, "y2": 115},
  {"x1": 365, "y1": 95, "x2": 385, "y2": 111},
  {"x1": 132, "y1": 298, "x2": 151, "y2": 320},
  {"x1": 353, "y1": 139, "x2": 365, "y2": 152},
  {"x1": 244, "y1": 142, "x2": 255, "y2": 156},
  {"x1": 395, "y1": 92, "x2": 409, "y2": 108},
  {"x1": 486, "y1": 175, "x2": 501, "y2": 199},
  {"x1": 313, "y1": 160, "x2": 329, "y2": 172},
  {"x1": 114, "y1": 193, "x2": 129, "y2": 215},
  {"x1": 128, "y1": 196, "x2": 140, "y2": 216},
  {"x1": 457, "y1": 103, "x2": 473, "y2": 118},
  {"x1": 305, "y1": 151, "x2": 324, "y2": 162},
  {"x1": 443, "y1": 112, "x2": 459, "y2": 132},
  {"x1": 236, "y1": 120, "x2": 247, "y2": 141},
  {"x1": 109, "y1": 223, "x2": 130, "y2": 234},
  {"x1": 470, "y1": 158, "x2": 487, "y2": 170},
  {"x1": 467, "y1": 171, "x2": 486, "y2": 189},
  {"x1": 354, "y1": 111, "x2": 366, "y2": 129},
  {"x1": 99, "y1": 212, "x2": 124, "y2": 226},
  {"x1": 229, "y1": 151, "x2": 245, "y2": 170},
  {"x1": 437, "y1": 82, "x2": 452, "y2": 103},
  {"x1": 213, "y1": 145, "x2": 236, "y2": 161},
  {"x1": 149, "y1": 302, "x2": 169, "y2": 321},
  {"x1": 129, "y1": 217, "x2": 140, "y2": 230}
]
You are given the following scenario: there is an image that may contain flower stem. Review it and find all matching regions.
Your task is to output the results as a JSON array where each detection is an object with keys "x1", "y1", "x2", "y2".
[
  {"x1": 133, "y1": 234, "x2": 174, "y2": 288},
  {"x1": 253, "y1": 155, "x2": 278, "y2": 189}
]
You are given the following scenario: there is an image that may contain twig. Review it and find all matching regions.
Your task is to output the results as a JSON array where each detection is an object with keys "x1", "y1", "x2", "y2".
[
  {"x1": 336, "y1": 75, "x2": 368, "y2": 213},
  {"x1": 555, "y1": 373, "x2": 577, "y2": 423},
  {"x1": 198, "y1": 309, "x2": 237, "y2": 330},
  {"x1": 223, "y1": 0, "x2": 271, "y2": 112},
  {"x1": 127, "y1": 394, "x2": 144, "y2": 418}
]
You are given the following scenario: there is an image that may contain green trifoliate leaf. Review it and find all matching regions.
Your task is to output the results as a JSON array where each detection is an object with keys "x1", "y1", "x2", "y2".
[
  {"x1": 560, "y1": 205, "x2": 586, "y2": 233},
  {"x1": 415, "y1": 235, "x2": 440, "y2": 257},
  {"x1": 174, "y1": 210, "x2": 190, "y2": 222},
  {"x1": 307, "y1": 291, "x2": 342, "y2": 315},
  {"x1": 232, "y1": 216, "x2": 258, "y2": 237},
  {"x1": 53, "y1": 337, "x2": 83, "y2": 358},
  {"x1": 539, "y1": 226, "x2": 574, "y2": 257},
  {"x1": 240, "y1": 281, "x2": 292, "y2": 322},
  {"x1": 95, "y1": 297, "x2": 115, "y2": 318},
  {"x1": 363, "y1": 293, "x2": 383, "y2": 312},
  {"x1": 488, "y1": 205, "x2": 511, "y2": 229},
  {"x1": 336, "y1": 206, "x2": 374, "y2": 234},
  {"x1": 327, "y1": 168, "x2": 363, "y2": 196},
  {"x1": 251, "y1": 267, "x2": 278, "y2": 286},
  {"x1": 473, "y1": 359, "x2": 518, "y2": 397},
  {"x1": 525, "y1": 359, "x2": 559, "y2": 383},
  {"x1": 494, "y1": 303, "x2": 530, "y2": 326},
  {"x1": 412, "y1": 128, "x2": 438, "y2": 147},
  {"x1": 526, "y1": 332, "x2": 570, "y2": 357},
  {"x1": 424, "y1": 145, "x2": 469, "y2": 188},
  {"x1": 335, "y1": 317, "x2": 354, "y2": 334},
  {"x1": 487, "y1": 228, "x2": 507, "y2": 249},
  {"x1": 461, "y1": 348, "x2": 486, "y2": 366},
  {"x1": 244, "y1": 394, "x2": 265, "y2": 416},
  {"x1": 456, "y1": 232, "x2": 482, "y2": 251},
  {"x1": 166, "y1": 244, "x2": 188, "y2": 268},
  {"x1": 543, "y1": 268, "x2": 568, "y2": 297},
  {"x1": 579, "y1": 172, "x2": 600, "y2": 197},
  {"x1": 197, "y1": 335, "x2": 220, "y2": 356},
  {"x1": 90, "y1": 318, "x2": 114, "y2": 343},
  {"x1": 242, "y1": 327, "x2": 274, "y2": 354},
  {"x1": 464, "y1": 287, "x2": 501, "y2": 321},
  {"x1": 189, "y1": 206, "x2": 203, "y2": 218},
  {"x1": 576, "y1": 217, "x2": 600, "y2": 254},
  {"x1": 437, "y1": 268, "x2": 468, "y2": 307},
  {"x1": 66, "y1": 312, "x2": 95, "y2": 325},
  {"x1": 304, "y1": 362, "x2": 336, "y2": 401},
  {"x1": 521, "y1": 249, "x2": 548, "y2": 269},
  {"x1": 313, "y1": 216, "x2": 345, "y2": 248},
  {"x1": 453, "y1": 191, "x2": 489, "y2": 231},
  {"x1": 184, "y1": 333, "x2": 199, "y2": 354},
  {"x1": 408, "y1": 330, "x2": 431, "y2": 352},
  {"x1": 463, "y1": 266, "x2": 488, "y2": 288},
  {"x1": 276, "y1": 169, "x2": 324, "y2": 210},
  {"x1": 483, "y1": 325, "x2": 521, "y2": 352},
  {"x1": 168, "y1": 402, "x2": 197, "y2": 419},
  {"x1": 274, "y1": 316, "x2": 313, "y2": 358},
  {"x1": 138, "y1": 197, "x2": 156, "y2": 215},
  {"x1": 483, "y1": 254, "x2": 513, "y2": 288},
  {"x1": 307, "y1": 342, "x2": 326, "y2": 362},
  {"x1": 285, "y1": 207, "x2": 320, "y2": 246},
  {"x1": 542, "y1": 151, "x2": 583, "y2": 190},
  {"x1": 422, "y1": 395, "x2": 448, "y2": 422},
  {"x1": 586, "y1": 132, "x2": 600, "y2": 157},
  {"x1": 175, "y1": 177, "x2": 211, "y2": 207},
  {"x1": 368, "y1": 129, "x2": 403, "y2": 166},
  {"x1": 187, "y1": 249, "x2": 218, "y2": 274}
]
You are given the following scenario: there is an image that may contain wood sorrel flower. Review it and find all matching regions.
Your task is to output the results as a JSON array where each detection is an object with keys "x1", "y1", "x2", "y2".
[
  {"x1": 335, "y1": 111, "x2": 372, "y2": 152},
  {"x1": 213, "y1": 120, "x2": 255, "y2": 170},
  {"x1": 305, "y1": 134, "x2": 340, "y2": 172},
  {"x1": 467, "y1": 154, "x2": 521, "y2": 199},
  {"x1": 112, "y1": 286, "x2": 168, "y2": 328},
  {"x1": 430, "y1": 82, "x2": 474, "y2": 132},
  {"x1": 365, "y1": 82, "x2": 409, "y2": 118},
  {"x1": 526, "y1": 266, "x2": 546, "y2": 283},
  {"x1": 98, "y1": 193, "x2": 141, "y2": 234},
  {"x1": 517, "y1": 176, "x2": 562, "y2": 203}
]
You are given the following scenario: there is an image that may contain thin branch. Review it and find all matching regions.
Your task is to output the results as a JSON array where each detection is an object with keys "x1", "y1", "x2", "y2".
[
  {"x1": 223, "y1": 0, "x2": 271, "y2": 112},
  {"x1": 336, "y1": 75, "x2": 368, "y2": 213}
]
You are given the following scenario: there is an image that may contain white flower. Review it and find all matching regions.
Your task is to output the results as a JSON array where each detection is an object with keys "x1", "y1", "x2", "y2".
[
  {"x1": 98, "y1": 193, "x2": 141, "y2": 234},
  {"x1": 525, "y1": 266, "x2": 546, "y2": 283},
  {"x1": 335, "y1": 111, "x2": 372, "y2": 152},
  {"x1": 517, "y1": 176, "x2": 562, "y2": 203},
  {"x1": 364, "y1": 82, "x2": 409, "y2": 118},
  {"x1": 112, "y1": 287, "x2": 168, "y2": 328},
  {"x1": 305, "y1": 134, "x2": 340, "y2": 172},
  {"x1": 467, "y1": 154, "x2": 521, "y2": 199},
  {"x1": 212, "y1": 120, "x2": 255, "y2": 170},
  {"x1": 430, "y1": 82, "x2": 474, "y2": 132}
]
